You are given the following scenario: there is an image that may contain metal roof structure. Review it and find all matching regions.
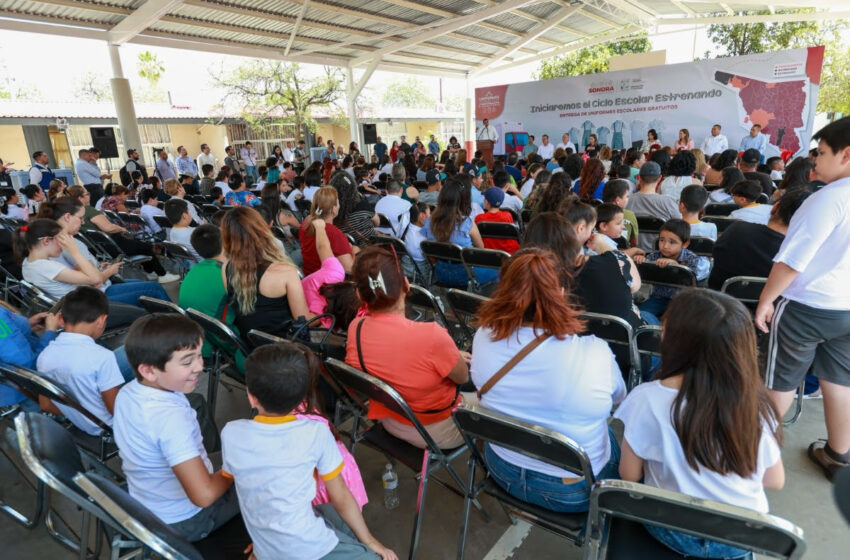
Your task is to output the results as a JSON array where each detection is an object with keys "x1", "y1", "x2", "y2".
[{"x1": 1, "y1": 0, "x2": 848, "y2": 78}]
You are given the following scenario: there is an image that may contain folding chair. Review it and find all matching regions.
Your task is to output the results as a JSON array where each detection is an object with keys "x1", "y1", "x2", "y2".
[
  {"x1": 123, "y1": 199, "x2": 140, "y2": 210},
  {"x1": 161, "y1": 240, "x2": 197, "y2": 279},
  {"x1": 702, "y1": 215, "x2": 739, "y2": 234},
  {"x1": 119, "y1": 212, "x2": 158, "y2": 242},
  {"x1": 138, "y1": 296, "x2": 186, "y2": 316},
  {"x1": 420, "y1": 240, "x2": 469, "y2": 290},
  {"x1": 14, "y1": 413, "x2": 130, "y2": 559},
  {"x1": 720, "y1": 275, "x2": 766, "y2": 309},
  {"x1": 634, "y1": 325, "x2": 661, "y2": 384},
  {"x1": 153, "y1": 215, "x2": 173, "y2": 231},
  {"x1": 637, "y1": 263, "x2": 696, "y2": 291},
  {"x1": 503, "y1": 207, "x2": 522, "y2": 228},
  {"x1": 687, "y1": 236, "x2": 715, "y2": 257},
  {"x1": 520, "y1": 208, "x2": 532, "y2": 226},
  {"x1": 17, "y1": 280, "x2": 57, "y2": 315},
  {"x1": 635, "y1": 215, "x2": 665, "y2": 251},
  {"x1": 452, "y1": 405, "x2": 596, "y2": 559},
  {"x1": 373, "y1": 236, "x2": 428, "y2": 285},
  {"x1": 0, "y1": 363, "x2": 119, "y2": 463},
  {"x1": 406, "y1": 283, "x2": 464, "y2": 348},
  {"x1": 294, "y1": 198, "x2": 312, "y2": 220},
  {"x1": 581, "y1": 312, "x2": 641, "y2": 390},
  {"x1": 461, "y1": 247, "x2": 508, "y2": 295},
  {"x1": 75, "y1": 232, "x2": 113, "y2": 262},
  {"x1": 704, "y1": 203, "x2": 738, "y2": 217},
  {"x1": 445, "y1": 289, "x2": 489, "y2": 349},
  {"x1": 75, "y1": 472, "x2": 204, "y2": 560},
  {"x1": 376, "y1": 212, "x2": 393, "y2": 230},
  {"x1": 201, "y1": 204, "x2": 220, "y2": 218},
  {"x1": 79, "y1": 230, "x2": 153, "y2": 269},
  {"x1": 101, "y1": 210, "x2": 125, "y2": 227},
  {"x1": 476, "y1": 221, "x2": 521, "y2": 246},
  {"x1": 185, "y1": 308, "x2": 251, "y2": 414},
  {"x1": 323, "y1": 358, "x2": 476, "y2": 560},
  {"x1": 585, "y1": 479, "x2": 806, "y2": 560},
  {"x1": 0, "y1": 394, "x2": 45, "y2": 529}
]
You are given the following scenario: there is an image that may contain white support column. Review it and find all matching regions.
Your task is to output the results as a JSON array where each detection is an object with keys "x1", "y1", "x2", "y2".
[
  {"x1": 346, "y1": 66, "x2": 359, "y2": 151},
  {"x1": 464, "y1": 74, "x2": 474, "y2": 154},
  {"x1": 107, "y1": 43, "x2": 143, "y2": 161}
]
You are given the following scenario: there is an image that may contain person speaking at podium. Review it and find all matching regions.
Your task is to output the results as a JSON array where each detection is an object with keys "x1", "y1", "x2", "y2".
[{"x1": 477, "y1": 118, "x2": 498, "y2": 167}]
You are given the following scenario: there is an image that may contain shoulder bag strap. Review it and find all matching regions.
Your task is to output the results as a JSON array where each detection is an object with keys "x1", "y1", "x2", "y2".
[
  {"x1": 355, "y1": 317, "x2": 369, "y2": 374},
  {"x1": 477, "y1": 334, "x2": 549, "y2": 398}
]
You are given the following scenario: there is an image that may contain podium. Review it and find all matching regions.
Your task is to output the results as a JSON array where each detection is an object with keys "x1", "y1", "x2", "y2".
[{"x1": 477, "y1": 139, "x2": 494, "y2": 168}]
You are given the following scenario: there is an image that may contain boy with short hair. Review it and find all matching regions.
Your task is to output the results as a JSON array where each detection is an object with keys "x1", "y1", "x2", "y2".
[
  {"x1": 113, "y1": 314, "x2": 238, "y2": 540},
  {"x1": 403, "y1": 202, "x2": 430, "y2": 277},
  {"x1": 140, "y1": 188, "x2": 166, "y2": 236},
  {"x1": 678, "y1": 184, "x2": 717, "y2": 240},
  {"x1": 602, "y1": 179, "x2": 639, "y2": 247},
  {"x1": 199, "y1": 164, "x2": 215, "y2": 195},
  {"x1": 766, "y1": 156, "x2": 785, "y2": 180},
  {"x1": 474, "y1": 187, "x2": 520, "y2": 254},
  {"x1": 209, "y1": 186, "x2": 224, "y2": 206},
  {"x1": 165, "y1": 198, "x2": 201, "y2": 262},
  {"x1": 222, "y1": 343, "x2": 397, "y2": 560},
  {"x1": 634, "y1": 219, "x2": 710, "y2": 316},
  {"x1": 36, "y1": 287, "x2": 124, "y2": 435},
  {"x1": 595, "y1": 203, "x2": 627, "y2": 251},
  {"x1": 730, "y1": 180, "x2": 772, "y2": 225}
]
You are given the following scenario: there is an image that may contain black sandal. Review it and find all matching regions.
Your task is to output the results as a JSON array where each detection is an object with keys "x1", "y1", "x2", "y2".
[{"x1": 808, "y1": 440, "x2": 849, "y2": 481}]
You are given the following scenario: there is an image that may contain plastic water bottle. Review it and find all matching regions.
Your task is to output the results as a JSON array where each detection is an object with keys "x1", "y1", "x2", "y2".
[{"x1": 382, "y1": 463, "x2": 400, "y2": 510}]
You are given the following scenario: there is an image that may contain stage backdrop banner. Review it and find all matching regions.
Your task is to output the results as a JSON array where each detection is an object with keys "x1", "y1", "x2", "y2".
[{"x1": 475, "y1": 46, "x2": 824, "y2": 159}]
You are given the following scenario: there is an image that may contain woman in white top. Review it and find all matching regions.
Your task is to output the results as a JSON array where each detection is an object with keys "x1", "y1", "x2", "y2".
[
  {"x1": 470, "y1": 248, "x2": 626, "y2": 512},
  {"x1": 1, "y1": 189, "x2": 29, "y2": 222},
  {"x1": 660, "y1": 150, "x2": 702, "y2": 199},
  {"x1": 615, "y1": 289, "x2": 784, "y2": 558}
]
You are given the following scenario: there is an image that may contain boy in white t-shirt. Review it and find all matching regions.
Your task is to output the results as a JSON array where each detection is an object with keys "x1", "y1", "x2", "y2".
[
  {"x1": 164, "y1": 198, "x2": 201, "y2": 263},
  {"x1": 139, "y1": 188, "x2": 166, "y2": 236},
  {"x1": 36, "y1": 287, "x2": 124, "y2": 436},
  {"x1": 113, "y1": 314, "x2": 239, "y2": 541},
  {"x1": 678, "y1": 184, "x2": 718, "y2": 241},
  {"x1": 222, "y1": 343, "x2": 397, "y2": 560},
  {"x1": 757, "y1": 116, "x2": 850, "y2": 480},
  {"x1": 729, "y1": 180, "x2": 772, "y2": 225},
  {"x1": 403, "y1": 202, "x2": 429, "y2": 275}
]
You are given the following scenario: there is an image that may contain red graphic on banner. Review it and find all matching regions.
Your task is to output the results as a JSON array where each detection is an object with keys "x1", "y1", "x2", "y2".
[
  {"x1": 806, "y1": 45, "x2": 824, "y2": 85},
  {"x1": 475, "y1": 85, "x2": 509, "y2": 120}
]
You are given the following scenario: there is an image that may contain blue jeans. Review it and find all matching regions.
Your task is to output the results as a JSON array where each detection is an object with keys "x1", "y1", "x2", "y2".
[
  {"x1": 245, "y1": 165, "x2": 258, "y2": 183},
  {"x1": 639, "y1": 295, "x2": 671, "y2": 318},
  {"x1": 484, "y1": 426, "x2": 620, "y2": 512},
  {"x1": 645, "y1": 524, "x2": 753, "y2": 559},
  {"x1": 105, "y1": 280, "x2": 171, "y2": 307}
]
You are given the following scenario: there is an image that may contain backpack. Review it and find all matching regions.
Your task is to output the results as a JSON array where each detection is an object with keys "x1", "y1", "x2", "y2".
[{"x1": 119, "y1": 160, "x2": 132, "y2": 186}]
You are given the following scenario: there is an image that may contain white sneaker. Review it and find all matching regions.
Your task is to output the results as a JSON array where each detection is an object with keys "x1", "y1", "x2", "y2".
[
  {"x1": 145, "y1": 271, "x2": 158, "y2": 281},
  {"x1": 157, "y1": 272, "x2": 180, "y2": 284}
]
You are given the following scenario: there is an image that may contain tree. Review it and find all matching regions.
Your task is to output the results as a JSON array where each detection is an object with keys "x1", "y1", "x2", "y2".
[
  {"x1": 213, "y1": 60, "x2": 343, "y2": 140},
  {"x1": 704, "y1": 9, "x2": 848, "y2": 113},
  {"x1": 73, "y1": 71, "x2": 112, "y2": 102},
  {"x1": 381, "y1": 77, "x2": 435, "y2": 109},
  {"x1": 535, "y1": 33, "x2": 651, "y2": 79},
  {"x1": 137, "y1": 50, "x2": 165, "y2": 88}
]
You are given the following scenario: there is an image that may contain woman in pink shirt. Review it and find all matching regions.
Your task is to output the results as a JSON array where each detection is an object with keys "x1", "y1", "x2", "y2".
[
  {"x1": 300, "y1": 218, "x2": 345, "y2": 327},
  {"x1": 674, "y1": 128, "x2": 695, "y2": 151}
]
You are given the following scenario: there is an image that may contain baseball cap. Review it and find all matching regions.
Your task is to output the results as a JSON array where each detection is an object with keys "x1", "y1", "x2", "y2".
[
  {"x1": 639, "y1": 161, "x2": 661, "y2": 177},
  {"x1": 484, "y1": 187, "x2": 505, "y2": 208},
  {"x1": 741, "y1": 148, "x2": 761, "y2": 165},
  {"x1": 426, "y1": 169, "x2": 446, "y2": 184}
]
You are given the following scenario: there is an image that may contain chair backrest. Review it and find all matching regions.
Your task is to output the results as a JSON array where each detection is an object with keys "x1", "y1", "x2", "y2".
[
  {"x1": 446, "y1": 289, "x2": 489, "y2": 343},
  {"x1": 372, "y1": 234, "x2": 410, "y2": 257},
  {"x1": 588, "y1": 479, "x2": 806, "y2": 560},
  {"x1": 75, "y1": 472, "x2": 203, "y2": 560},
  {"x1": 634, "y1": 325, "x2": 662, "y2": 359},
  {"x1": 0, "y1": 363, "x2": 111, "y2": 434},
  {"x1": 201, "y1": 204, "x2": 220, "y2": 217},
  {"x1": 81, "y1": 229, "x2": 123, "y2": 259},
  {"x1": 324, "y1": 358, "x2": 441, "y2": 450},
  {"x1": 123, "y1": 200, "x2": 140, "y2": 210},
  {"x1": 185, "y1": 308, "x2": 252, "y2": 358},
  {"x1": 18, "y1": 280, "x2": 57, "y2": 313},
  {"x1": 637, "y1": 263, "x2": 696, "y2": 289},
  {"x1": 294, "y1": 198, "x2": 312, "y2": 216},
  {"x1": 635, "y1": 215, "x2": 665, "y2": 233},
  {"x1": 162, "y1": 241, "x2": 196, "y2": 262},
  {"x1": 702, "y1": 215, "x2": 739, "y2": 234},
  {"x1": 720, "y1": 276, "x2": 767, "y2": 305},
  {"x1": 461, "y1": 247, "x2": 510, "y2": 270},
  {"x1": 153, "y1": 215, "x2": 172, "y2": 229},
  {"x1": 520, "y1": 209, "x2": 532, "y2": 225},
  {"x1": 420, "y1": 240, "x2": 464, "y2": 264},
  {"x1": 503, "y1": 207, "x2": 521, "y2": 226},
  {"x1": 406, "y1": 284, "x2": 451, "y2": 329},
  {"x1": 687, "y1": 236, "x2": 715, "y2": 257},
  {"x1": 704, "y1": 203, "x2": 738, "y2": 217},
  {"x1": 376, "y1": 213, "x2": 393, "y2": 229},
  {"x1": 15, "y1": 412, "x2": 86, "y2": 492},
  {"x1": 138, "y1": 296, "x2": 186, "y2": 316},
  {"x1": 119, "y1": 212, "x2": 147, "y2": 227},
  {"x1": 476, "y1": 221, "x2": 521, "y2": 242},
  {"x1": 581, "y1": 312, "x2": 640, "y2": 384},
  {"x1": 453, "y1": 406, "x2": 594, "y2": 487}
]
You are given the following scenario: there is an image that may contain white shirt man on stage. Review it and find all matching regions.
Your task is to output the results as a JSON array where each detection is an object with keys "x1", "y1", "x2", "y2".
[
  {"x1": 556, "y1": 132, "x2": 574, "y2": 153},
  {"x1": 538, "y1": 135, "x2": 555, "y2": 160},
  {"x1": 196, "y1": 144, "x2": 217, "y2": 172},
  {"x1": 700, "y1": 124, "x2": 729, "y2": 156},
  {"x1": 477, "y1": 119, "x2": 498, "y2": 142}
]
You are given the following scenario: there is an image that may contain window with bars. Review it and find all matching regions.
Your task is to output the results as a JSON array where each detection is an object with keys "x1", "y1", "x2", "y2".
[{"x1": 226, "y1": 123, "x2": 297, "y2": 163}]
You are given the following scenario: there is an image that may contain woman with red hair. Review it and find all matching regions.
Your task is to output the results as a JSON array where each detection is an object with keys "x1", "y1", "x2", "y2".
[
  {"x1": 470, "y1": 247, "x2": 626, "y2": 512},
  {"x1": 574, "y1": 157, "x2": 607, "y2": 202}
]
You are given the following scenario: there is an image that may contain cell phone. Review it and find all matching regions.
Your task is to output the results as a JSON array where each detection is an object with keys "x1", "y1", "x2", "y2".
[
  {"x1": 111, "y1": 256, "x2": 124, "y2": 264},
  {"x1": 49, "y1": 297, "x2": 63, "y2": 315}
]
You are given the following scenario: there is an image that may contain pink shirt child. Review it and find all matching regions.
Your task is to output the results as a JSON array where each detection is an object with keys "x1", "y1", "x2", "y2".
[{"x1": 301, "y1": 256, "x2": 345, "y2": 328}]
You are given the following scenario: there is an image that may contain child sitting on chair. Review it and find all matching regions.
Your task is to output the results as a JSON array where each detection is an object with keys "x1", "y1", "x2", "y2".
[
  {"x1": 634, "y1": 219, "x2": 710, "y2": 317},
  {"x1": 679, "y1": 184, "x2": 717, "y2": 240}
]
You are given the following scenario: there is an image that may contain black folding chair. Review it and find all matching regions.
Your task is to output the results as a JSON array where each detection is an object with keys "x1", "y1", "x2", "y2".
[
  {"x1": 101, "y1": 210, "x2": 125, "y2": 227},
  {"x1": 373, "y1": 236, "x2": 429, "y2": 285},
  {"x1": 581, "y1": 312, "x2": 641, "y2": 390},
  {"x1": 503, "y1": 207, "x2": 521, "y2": 228},
  {"x1": 153, "y1": 215, "x2": 172, "y2": 231},
  {"x1": 420, "y1": 240, "x2": 469, "y2": 290},
  {"x1": 294, "y1": 198, "x2": 312, "y2": 220},
  {"x1": 445, "y1": 289, "x2": 489, "y2": 350},
  {"x1": 687, "y1": 236, "x2": 715, "y2": 257},
  {"x1": 704, "y1": 203, "x2": 738, "y2": 216},
  {"x1": 720, "y1": 275, "x2": 766, "y2": 308},
  {"x1": 637, "y1": 263, "x2": 696, "y2": 292},
  {"x1": 635, "y1": 215, "x2": 665, "y2": 252},
  {"x1": 123, "y1": 199, "x2": 140, "y2": 210},
  {"x1": 702, "y1": 215, "x2": 739, "y2": 234},
  {"x1": 406, "y1": 284, "x2": 465, "y2": 349},
  {"x1": 161, "y1": 240, "x2": 197, "y2": 278},
  {"x1": 79, "y1": 230, "x2": 153, "y2": 269},
  {"x1": 201, "y1": 204, "x2": 221, "y2": 218},
  {"x1": 376, "y1": 212, "x2": 393, "y2": 230},
  {"x1": 586, "y1": 479, "x2": 806, "y2": 560},
  {"x1": 460, "y1": 247, "x2": 508, "y2": 295},
  {"x1": 453, "y1": 405, "x2": 596, "y2": 559},
  {"x1": 14, "y1": 413, "x2": 129, "y2": 558},
  {"x1": 75, "y1": 472, "x2": 204, "y2": 560},
  {"x1": 119, "y1": 212, "x2": 158, "y2": 241},
  {"x1": 323, "y1": 358, "x2": 477, "y2": 560},
  {"x1": 476, "y1": 221, "x2": 521, "y2": 246},
  {"x1": 138, "y1": 295, "x2": 186, "y2": 316},
  {"x1": 520, "y1": 208, "x2": 532, "y2": 226},
  {"x1": 17, "y1": 280, "x2": 57, "y2": 315}
]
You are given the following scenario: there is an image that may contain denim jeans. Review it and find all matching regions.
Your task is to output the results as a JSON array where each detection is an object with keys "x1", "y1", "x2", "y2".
[
  {"x1": 168, "y1": 486, "x2": 239, "y2": 542},
  {"x1": 645, "y1": 524, "x2": 753, "y2": 559},
  {"x1": 105, "y1": 279, "x2": 171, "y2": 307},
  {"x1": 484, "y1": 426, "x2": 620, "y2": 512},
  {"x1": 639, "y1": 295, "x2": 671, "y2": 318},
  {"x1": 245, "y1": 165, "x2": 258, "y2": 184}
]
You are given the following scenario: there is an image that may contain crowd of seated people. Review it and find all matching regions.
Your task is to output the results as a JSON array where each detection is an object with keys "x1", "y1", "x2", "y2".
[{"x1": 1, "y1": 117, "x2": 849, "y2": 560}]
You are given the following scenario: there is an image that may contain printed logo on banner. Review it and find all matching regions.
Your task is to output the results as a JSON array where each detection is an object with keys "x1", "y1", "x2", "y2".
[
  {"x1": 475, "y1": 85, "x2": 509, "y2": 120},
  {"x1": 588, "y1": 79, "x2": 615, "y2": 94}
]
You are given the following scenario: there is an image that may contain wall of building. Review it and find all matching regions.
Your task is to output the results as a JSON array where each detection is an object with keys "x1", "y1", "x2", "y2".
[
  {"x1": 314, "y1": 123, "x2": 351, "y2": 149},
  {"x1": 0, "y1": 125, "x2": 31, "y2": 171},
  {"x1": 167, "y1": 124, "x2": 228, "y2": 165},
  {"x1": 405, "y1": 121, "x2": 442, "y2": 144}
]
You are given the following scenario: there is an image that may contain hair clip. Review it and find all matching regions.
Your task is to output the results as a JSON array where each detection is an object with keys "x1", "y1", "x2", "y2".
[
  {"x1": 20, "y1": 225, "x2": 28, "y2": 232},
  {"x1": 315, "y1": 207, "x2": 323, "y2": 216},
  {"x1": 368, "y1": 271, "x2": 386, "y2": 294}
]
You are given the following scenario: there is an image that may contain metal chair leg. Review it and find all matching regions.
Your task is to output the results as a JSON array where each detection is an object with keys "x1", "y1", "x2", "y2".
[
  {"x1": 408, "y1": 451, "x2": 431, "y2": 560},
  {"x1": 456, "y1": 454, "x2": 477, "y2": 560},
  {"x1": 783, "y1": 381, "x2": 805, "y2": 426}
]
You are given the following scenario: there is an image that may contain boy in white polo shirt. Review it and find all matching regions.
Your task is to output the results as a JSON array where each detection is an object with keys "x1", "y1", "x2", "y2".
[
  {"x1": 756, "y1": 116, "x2": 850, "y2": 480},
  {"x1": 221, "y1": 343, "x2": 397, "y2": 560},
  {"x1": 113, "y1": 314, "x2": 239, "y2": 541},
  {"x1": 36, "y1": 286, "x2": 123, "y2": 436}
]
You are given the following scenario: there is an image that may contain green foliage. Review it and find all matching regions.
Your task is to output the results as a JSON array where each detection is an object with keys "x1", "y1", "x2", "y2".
[
  {"x1": 704, "y1": 9, "x2": 848, "y2": 113},
  {"x1": 73, "y1": 71, "x2": 112, "y2": 102},
  {"x1": 381, "y1": 77, "x2": 435, "y2": 109},
  {"x1": 137, "y1": 51, "x2": 165, "y2": 87},
  {"x1": 213, "y1": 60, "x2": 343, "y2": 140},
  {"x1": 535, "y1": 33, "x2": 651, "y2": 79}
]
